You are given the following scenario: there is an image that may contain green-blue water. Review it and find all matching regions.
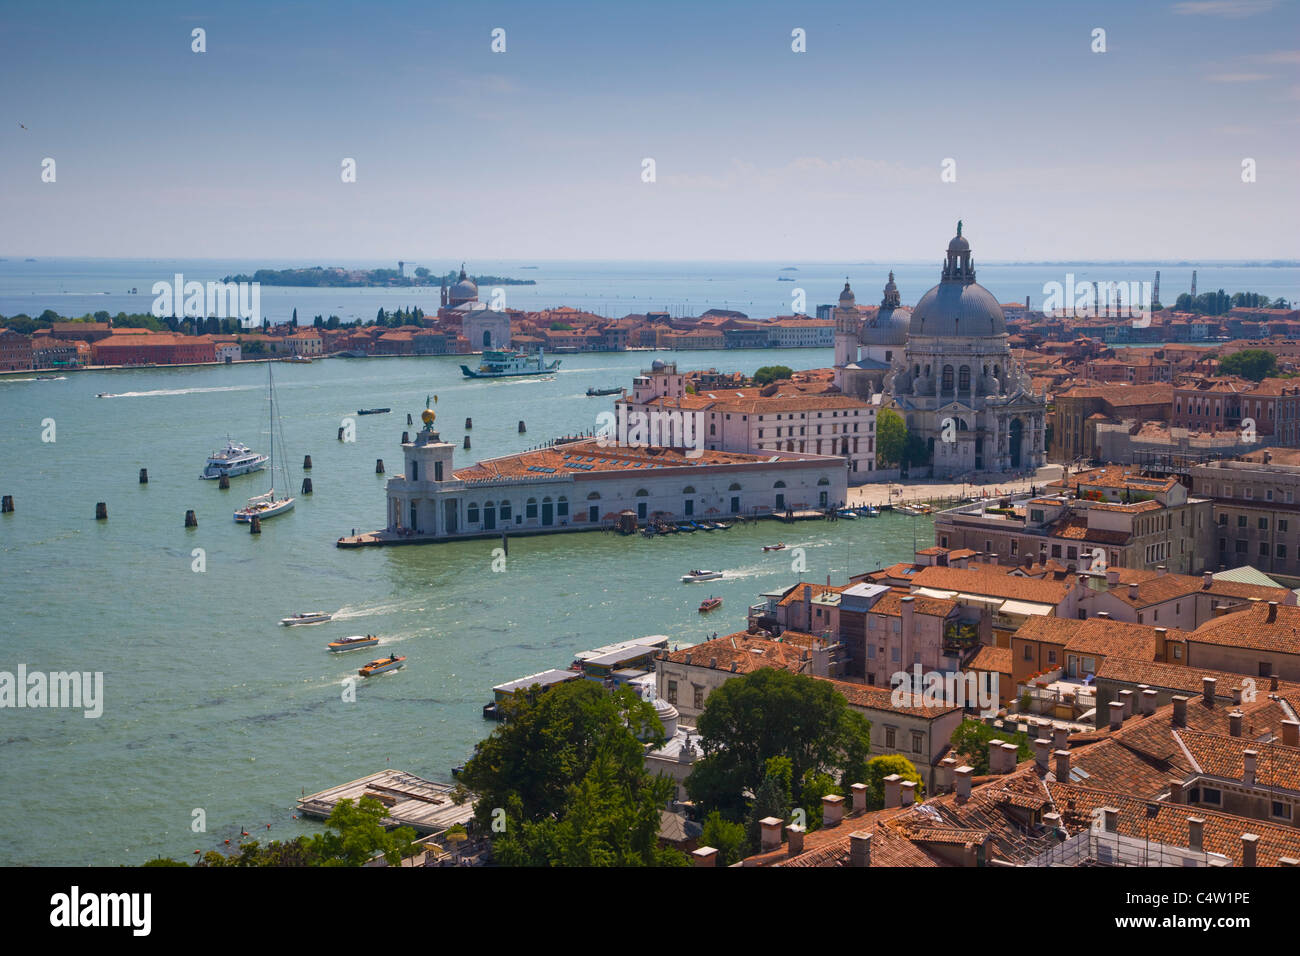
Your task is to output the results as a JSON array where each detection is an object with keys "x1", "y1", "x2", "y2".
[{"x1": 0, "y1": 348, "x2": 931, "y2": 865}]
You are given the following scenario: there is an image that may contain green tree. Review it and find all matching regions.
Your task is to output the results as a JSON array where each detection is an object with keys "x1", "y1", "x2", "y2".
[
  {"x1": 1217, "y1": 349, "x2": 1277, "y2": 382},
  {"x1": 700, "y1": 810, "x2": 747, "y2": 865},
  {"x1": 949, "y1": 718, "x2": 1034, "y2": 775},
  {"x1": 876, "y1": 408, "x2": 906, "y2": 467},
  {"x1": 304, "y1": 796, "x2": 418, "y2": 866},
  {"x1": 744, "y1": 755, "x2": 793, "y2": 847},
  {"x1": 458, "y1": 681, "x2": 684, "y2": 866},
  {"x1": 685, "y1": 669, "x2": 872, "y2": 823},
  {"x1": 752, "y1": 365, "x2": 793, "y2": 386},
  {"x1": 864, "y1": 754, "x2": 923, "y2": 810}
]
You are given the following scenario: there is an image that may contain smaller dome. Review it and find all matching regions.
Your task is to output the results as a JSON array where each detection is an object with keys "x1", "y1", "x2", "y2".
[
  {"x1": 421, "y1": 408, "x2": 436, "y2": 425},
  {"x1": 651, "y1": 359, "x2": 666, "y2": 371},
  {"x1": 948, "y1": 234, "x2": 970, "y2": 253},
  {"x1": 838, "y1": 280, "x2": 855, "y2": 306}
]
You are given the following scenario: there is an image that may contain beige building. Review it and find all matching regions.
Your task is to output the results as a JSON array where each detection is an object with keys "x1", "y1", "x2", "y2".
[{"x1": 1191, "y1": 454, "x2": 1300, "y2": 584}]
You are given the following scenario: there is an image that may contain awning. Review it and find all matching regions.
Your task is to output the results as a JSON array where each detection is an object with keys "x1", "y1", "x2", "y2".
[{"x1": 998, "y1": 599, "x2": 1054, "y2": 617}]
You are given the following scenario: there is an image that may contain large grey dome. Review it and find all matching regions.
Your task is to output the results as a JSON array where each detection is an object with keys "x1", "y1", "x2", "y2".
[
  {"x1": 861, "y1": 305, "x2": 910, "y2": 347},
  {"x1": 450, "y1": 264, "x2": 478, "y2": 301},
  {"x1": 909, "y1": 282, "x2": 1005, "y2": 338},
  {"x1": 908, "y1": 224, "x2": 1006, "y2": 338}
]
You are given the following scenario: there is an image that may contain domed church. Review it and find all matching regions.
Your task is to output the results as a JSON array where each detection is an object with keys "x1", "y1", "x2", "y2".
[{"x1": 885, "y1": 223, "x2": 1046, "y2": 477}]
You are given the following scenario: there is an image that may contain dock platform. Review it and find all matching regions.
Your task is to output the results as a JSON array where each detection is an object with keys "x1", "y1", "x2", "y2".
[{"x1": 297, "y1": 769, "x2": 475, "y2": 834}]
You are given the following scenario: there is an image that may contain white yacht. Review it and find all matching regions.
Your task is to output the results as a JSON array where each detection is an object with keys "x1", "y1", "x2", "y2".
[
  {"x1": 681, "y1": 569, "x2": 724, "y2": 583},
  {"x1": 200, "y1": 439, "x2": 268, "y2": 480},
  {"x1": 280, "y1": 611, "x2": 332, "y2": 626}
]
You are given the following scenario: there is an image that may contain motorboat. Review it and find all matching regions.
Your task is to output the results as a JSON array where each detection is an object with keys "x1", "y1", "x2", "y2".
[
  {"x1": 762, "y1": 543, "x2": 786, "y2": 552},
  {"x1": 861, "y1": 505, "x2": 880, "y2": 517},
  {"x1": 586, "y1": 386, "x2": 623, "y2": 396},
  {"x1": 836, "y1": 508, "x2": 859, "y2": 519},
  {"x1": 356, "y1": 407, "x2": 390, "y2": 415},
  {"x1": 280, "y1": 611, "x2": 332, "y2": 626},
  {"x1": 698, "y1": 597, "x2": 723, "y2": 613},
  {"x1": 200, "y1": 438, "x2": 268, "y2": 479},
  {"x1": 681, "y1": 569, "x2": 723, "y2": 583},
  {"x1": 359, "y1": 654, "x2": 405, "y2": 677},
  {"x1": 327, "y1": 635, "x2": 380, "y2": 653}
]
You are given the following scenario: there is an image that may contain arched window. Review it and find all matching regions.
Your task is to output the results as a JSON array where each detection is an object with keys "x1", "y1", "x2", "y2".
[
  {"x1": 635, "y1": 488, "x2": 649, "y2": 497},
  {"x1": 941, "y1": 365, "x2": 954, "y2": 392},
  {"x1": 586, "y1": 491, "x2": 601, "y2": 500},
  {"x1": 728, "y1": 482, "x2": 742, "y2": 491},
  {"x1": 526, "y1": 497, "x2": 538, "y2": 519},
  {"x1": 817, "y1": 477, "x2": 830, "y2": 485},
  {"x1": 557, "y1": 495, "x2": 569, "y2": 518},
  {"x1": 958, "y1": 365, "x2": 971, "y2": 391},
  {"x1": 467, "y1": 502, "x2": 480, "y2": 523},
  {"x1": 774, "y1": 480, "x2": 787, "y2": 489},
  {"x1": 682, "y1": 485, "x2": 696, "y2": 494}
]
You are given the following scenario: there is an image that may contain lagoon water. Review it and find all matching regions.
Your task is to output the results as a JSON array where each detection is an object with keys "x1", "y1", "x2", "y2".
[{"x1": 0, "y1": 347, "x2": 942, "y2": 865}]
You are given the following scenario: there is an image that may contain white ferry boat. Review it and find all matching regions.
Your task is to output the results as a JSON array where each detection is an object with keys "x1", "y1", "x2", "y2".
[
  {"x1": 200, "y1": 439, "x2": 268, "y2": 479},
  {"x1": 460, "y1": 347, "x2": 561, "y2": 379}
]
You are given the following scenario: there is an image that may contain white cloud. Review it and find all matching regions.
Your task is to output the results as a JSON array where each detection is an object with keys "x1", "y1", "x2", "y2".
[{"x1": 1172, "y1": 0, "x2": 1277, "y2": 15}]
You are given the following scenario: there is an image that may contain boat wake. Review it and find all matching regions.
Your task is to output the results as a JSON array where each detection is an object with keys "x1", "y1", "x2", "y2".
[{"x1": 99, "y1": 385, "x2": 261, "y2": 399}]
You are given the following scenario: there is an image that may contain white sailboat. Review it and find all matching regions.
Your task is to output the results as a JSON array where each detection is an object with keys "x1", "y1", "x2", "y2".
[{"x1": 235, "y1": 362, "x2": 296, "y2": 523}]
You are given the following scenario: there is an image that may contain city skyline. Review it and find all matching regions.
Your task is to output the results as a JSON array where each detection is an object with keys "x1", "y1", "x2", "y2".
[{"x1": 3, "y1": 1, "x2": 1298, "y2": 260}]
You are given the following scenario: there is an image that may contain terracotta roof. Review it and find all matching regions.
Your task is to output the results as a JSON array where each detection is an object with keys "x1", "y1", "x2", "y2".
[
  {"x1": 1047, "y1": 515, "x2": 1130, "y2": 545},
  {"x1": 1014, "y1": 615, "x2": 1185, "y2": 657},
  {"x1": 1095, "y1": 657, "x2": 1300, "y2": 700},
  {"x1": 969, "y1": 645, "x2": 1013, "y2": 675},
  {"x1": 1189, "y1": 601, "x2": 1300, "y2": 656},
  {"x1": 661, "y1": 633, "x2": 809, "y2": 676},
  {"x1": 1178, "y1": 730, "x2": 1300, "y2": 790},
  {"x1": 867, "y1": 591, "x2": 959, "y2": 619},
  {"x1": 819, "y1": 677, "x2": 962, "y2": 719},
  {"x1": 777, "y1": 583, "x2": 850, "y2": 608},
  {"x1": 909, "y1": 566, "x2": 1070, "y2": 606}
]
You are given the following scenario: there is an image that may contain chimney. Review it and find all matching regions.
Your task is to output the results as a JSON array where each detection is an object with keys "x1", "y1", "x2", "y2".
[
  {"x1": 1202, "y1": 677, "x2": 1216, "y2": 706},
  {"x1": 849, "y1": 830, "x2": 872, "y2": 868},
  {"x1": 1108, "y1": 701, "x2": 1125, "y2": 731},
  {"x1": 937, "y1": 757, "x2": 958, "y2": 792},
  {"x1": 1282, "y1": 720, "x2": 1299, "y2": 748},
  {"x1": 1169, "y1": 779, "x2": 1183, "y2": 804},
  {"x1": 1128, "y1": 582, "x2": 1139, "y2": 601},
  {"x1": 901, "y1": 595, "x2": 915, "y2": 640},
  {"x1": 1106, "y1": 567, "x2": 1120, "y2": 587},
  {"x1": 1034, "y1": 738, "x2": 1051, "y2": 771},
  {"x1": 1157, "y1": 565, "x2": 1167, "y2": 576},
  {"x1": 822, "y1": 793, "x2": 844, "y2": 828},
  {"x1": 850, "y1": 782, "x2": 868, "y2": 814},
  {"x1": 786, "y1": 823, "x2": 805, "y2": 857},
  {"x1": 692, "y1": 846, "x2": 718, "y2": 867},
  {"x1": 1102, "y1": 806, "x2": 1119, "y2": 833},
  {"x1": 900, "y1": 780, "x2": 917, "y2": 806},
  {"x1": 1053, "y1": 725, "x2": 1069, "y2": 751},
  {"x1": 1203, "y1": 571, "x2": 1213, "y2": 589},
  {"x1": 883, "y1": 774, "x2": 902, "y2": 808},
  {"x1": 1280, "y1": 857, "x2": 1300, "y2": 867},
  {"x1": 1096, "y1": 611, "x2": 1110, "y2": 620},
  {"x1": 1172, "y1": 695, "x2": 1188, "y2": 727},
  {"x1": 760, "y1": 816, "x2": 783, "y2": 852},
  {"x1": 1187, "y1": 817, "x2": 1205, "y2": 851},
  {"x1": 1054, "y1": 749, "x2": 1071, "y2": 781},
  {"x1": 1268, "y1": 601, "x2": 1279, "y2": 623},
  {"x1": 1231, "y1": 686, "x2": 1242, "y2": 705},
  {"x1": 1118, "y1": 688, "x2": 1134, "y2": 719},
  {"x1": 804, "y1": 584, "x2": 813, "y2": 632},
  {"x1": 1241, "y1": 833, "x2": 1259, "y2": 868},
  {"x1": 1141, "y1": 688, "x2": 1158, "y2": 715},
  {"x1": 1043, "y1": 811, "x2": 1062, "y2": 831},
  {"x1": 1243, "y1": 750, "x2": 1258, "y2": 785},
  {"x1": 954, "y1": 765, "x2": 973, "y2": 801},
  {"x1": 1229, "y1": 710, "x2": 1243, "y2": 737},
  {"x1": 988, "y1": 741, "x2": 1003, "y2": 774}
]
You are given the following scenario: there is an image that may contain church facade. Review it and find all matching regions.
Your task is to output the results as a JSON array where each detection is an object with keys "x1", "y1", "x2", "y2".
[{"x1": 833, "y1": 225, "x2": 1047, "y2": 478}]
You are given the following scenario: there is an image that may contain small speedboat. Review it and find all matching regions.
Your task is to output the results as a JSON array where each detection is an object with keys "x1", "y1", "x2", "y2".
[
  {"x1": 762, "y1": 543, "x2": 786, "y2": 552},
  {"x1": 357, "y1": 407, "x2": 391, "y2": 415},
  {"x1": 586, "y1": 386, "x2": 623, "y2": 396},
  {"x1": 861, "y1": 505, "x2": 880, "y2": 517},
  {"x1": 359, "y1": 654, "x2": 405, "y2": 677},
  {"x1": 682, "y1": 569, "x2": 723, "y2": 583},
  {"x1": 699, "y1": 597, "x2": 723, "y2": 613},
  {"x1": 327, "y1": 635, "x2": 379, "y2": 653},
  {"x1": 281, "y1": 611, "x2": 332, "y2": 626},
  {"x1": 837, "y1": 508, "x2": 858, "y2": 519}
]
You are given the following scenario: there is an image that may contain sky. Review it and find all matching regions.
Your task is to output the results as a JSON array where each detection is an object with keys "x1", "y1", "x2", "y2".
[{"x1": 3, "y1": 0, "x2": 1299, "y2": 261}]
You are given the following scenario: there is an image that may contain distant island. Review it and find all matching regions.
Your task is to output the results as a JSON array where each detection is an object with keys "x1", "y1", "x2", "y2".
[{"x1": 220, "y1": 267, "x2": 537, "y2": 288}]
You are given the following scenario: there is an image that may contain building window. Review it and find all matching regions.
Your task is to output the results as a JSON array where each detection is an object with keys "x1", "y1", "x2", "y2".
[
  {"x1": 467, "y1": 502, "x2": 480, "y2": 523},
  {"x1": 1238, "y1": 515, "x2": 1247, "y2": 528},
  {"x1": 1023, "y1": 644, "x2": 1034, "y2": 661},
  {"x1": 1280, "y1": 519, "x2": 1289, "y2": 533},
  {"x1": 1279, "y1": 544, "x2": 1288, "y2": 559},
  {"x1": 500, "y1": 501, "x2": 512, "y2": 520},
  {"x1": 526, "y1": 498, "x2": 538, "y2": 519},
  {"x1": 666, "y1": 680, "x2": 678, "y2": 704},
  {"x1": 1259, "y1": 517, "x2": 1269, "y2": 531},
  {"x1": 1048, "y1": 650, "x2": 1057, "y2": 665},
  {"x1": 885, "y1": 727, "x2": 896, "y2": 749},
  {"x1": 1272, "y1": 801, "x2": 1292, "y2": 821},
  {"x1": 1201, "y1": 787, "x2": 1222, "y2": 806},
  {"x1": 912, "y1": 732, "x2": 924, "y2": 754},
  {"x1": 693, "y1": 686, "x2": 704, "y2": 711}
]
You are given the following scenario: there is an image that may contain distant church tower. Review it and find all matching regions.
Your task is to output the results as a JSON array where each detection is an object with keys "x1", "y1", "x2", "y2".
[{"x1": 833, "y1": 279, "x2": 858, "y2": 370}]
